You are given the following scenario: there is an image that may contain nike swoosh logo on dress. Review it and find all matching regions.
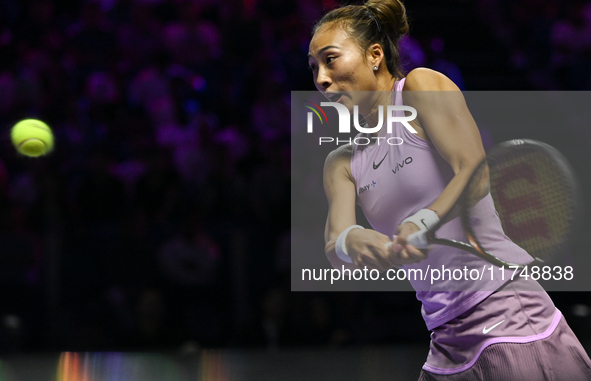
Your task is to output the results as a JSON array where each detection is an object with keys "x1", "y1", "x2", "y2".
[
  {"x1": 482, "y1": 319, "x2": 505, "y2": 334},
  {"x1": 373, "y1": 152, "x2": 388, "y2": 170}
]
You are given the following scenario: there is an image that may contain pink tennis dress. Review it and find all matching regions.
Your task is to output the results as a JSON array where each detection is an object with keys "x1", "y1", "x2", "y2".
[{"x1": 348, "y1": 78, "x2": 591, "y2": 379}]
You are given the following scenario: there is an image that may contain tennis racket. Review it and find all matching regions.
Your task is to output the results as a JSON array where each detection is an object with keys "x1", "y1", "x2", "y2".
[{"x1": 401, "y1": 139, "x2": 582, "y2": 268}]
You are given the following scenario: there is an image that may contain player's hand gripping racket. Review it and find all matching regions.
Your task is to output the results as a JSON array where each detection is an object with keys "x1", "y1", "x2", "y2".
[{"x1": 397, "y1": 139, "x2": 581, "y2": 268}]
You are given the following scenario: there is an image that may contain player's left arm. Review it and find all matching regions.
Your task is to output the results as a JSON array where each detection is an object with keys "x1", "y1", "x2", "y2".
[{"x1": 394, "y1": 68, "x2": 486, "y2": 251}]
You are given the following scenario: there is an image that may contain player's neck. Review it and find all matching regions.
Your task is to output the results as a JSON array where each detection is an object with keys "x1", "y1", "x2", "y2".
[{"x1": 366, "y1": 77, "x2": 396, "y2": 137}]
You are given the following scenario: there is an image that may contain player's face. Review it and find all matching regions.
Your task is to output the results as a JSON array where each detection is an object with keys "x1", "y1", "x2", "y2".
[{"x1": 308, "y1": 25, "x2": 378, "y2": 112}]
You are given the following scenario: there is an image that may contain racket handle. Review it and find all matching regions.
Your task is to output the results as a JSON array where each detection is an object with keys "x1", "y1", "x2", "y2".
[
  {"x1": 407, "y1": 231, "x2": 429, "y2": 249},
  {"x1": 385, "y1": 235, "x2": 428, "y2": 250}
]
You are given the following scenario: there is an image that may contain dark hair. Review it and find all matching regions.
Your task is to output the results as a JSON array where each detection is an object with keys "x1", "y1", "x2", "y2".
[{"x1": 313, "y1": 0, "x2": 409, "y2": 79}]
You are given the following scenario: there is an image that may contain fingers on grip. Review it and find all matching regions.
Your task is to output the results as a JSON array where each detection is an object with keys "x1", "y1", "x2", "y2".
[{"x1": 406, "y1": 231, "x2": 429, "y2": 249}]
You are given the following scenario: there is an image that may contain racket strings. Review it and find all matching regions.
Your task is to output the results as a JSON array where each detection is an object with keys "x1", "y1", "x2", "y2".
[{"x1": 487, "y1": 148, "x2": 576, "y2": 262}]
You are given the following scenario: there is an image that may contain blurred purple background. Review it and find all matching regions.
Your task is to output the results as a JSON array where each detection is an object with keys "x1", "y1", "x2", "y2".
[{"x1": 0, "y1": 0, "x2": 589, "y2": 353}]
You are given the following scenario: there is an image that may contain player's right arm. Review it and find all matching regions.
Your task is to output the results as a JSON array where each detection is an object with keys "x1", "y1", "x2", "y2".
[{"x1": 323, "y1": 145, "x2": 424, "y2": 271}]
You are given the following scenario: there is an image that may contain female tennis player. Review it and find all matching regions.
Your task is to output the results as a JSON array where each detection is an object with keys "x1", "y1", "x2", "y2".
[{"x1": 310, "y1": 1, "x2": 591, "y2": 379}]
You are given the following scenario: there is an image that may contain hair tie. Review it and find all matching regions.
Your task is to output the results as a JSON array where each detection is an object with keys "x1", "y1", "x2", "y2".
[{"x1": 366, "y1": 8, "x2": 382, "y2": 32}]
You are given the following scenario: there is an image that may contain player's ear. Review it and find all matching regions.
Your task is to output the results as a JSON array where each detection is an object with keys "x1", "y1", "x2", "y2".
[{"x1": 367, "y1": 43, "x2": 385, "y2": 70}]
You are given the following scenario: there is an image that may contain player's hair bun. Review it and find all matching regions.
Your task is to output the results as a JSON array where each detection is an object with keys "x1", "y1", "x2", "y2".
[{"x1": 365, "y1": 0, "x2": 409, "y2": 41}]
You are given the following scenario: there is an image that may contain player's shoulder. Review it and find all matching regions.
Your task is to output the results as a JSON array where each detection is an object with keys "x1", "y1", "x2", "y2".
[
  {"x1": 325, "y1": 144, "x2": 353, "y2": 165},
  {"x1": 324, "y1": 144, "x2": 353, "y2": 175},
  {"x1": 403, "y1": 67, "x2": 460, "y2": 92}
]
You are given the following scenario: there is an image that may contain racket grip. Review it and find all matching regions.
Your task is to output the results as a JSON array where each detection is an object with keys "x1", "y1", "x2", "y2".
[{"x1": 407, "y1": 231, "x2": 429, "y2": 249}]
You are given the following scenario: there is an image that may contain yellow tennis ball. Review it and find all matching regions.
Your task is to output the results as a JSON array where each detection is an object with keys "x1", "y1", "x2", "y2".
[{"x1": 11, "y1": 119, "x2": 54, "y2": 157}]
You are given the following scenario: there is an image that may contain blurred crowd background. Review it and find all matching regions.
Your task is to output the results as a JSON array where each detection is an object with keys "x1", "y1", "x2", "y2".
[{"x1": 0, "y1": 0, "x2": 590, "y2": 353}]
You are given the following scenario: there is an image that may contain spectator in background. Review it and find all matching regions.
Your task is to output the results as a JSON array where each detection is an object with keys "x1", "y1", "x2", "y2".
[
  {"x1": 550, "y1": 0, "x2": 591, "y2": 89},
  {"x1": 477, "y1": 0, "x2": 591, "y2": 90}
]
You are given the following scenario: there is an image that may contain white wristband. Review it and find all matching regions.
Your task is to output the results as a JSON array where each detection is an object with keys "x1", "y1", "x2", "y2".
[
  {"x1": 335, "y1": 225, "x2": 365, "y2": 263},
  {"x1": 400, "y1": 209, "x2": 440, "y2": 249}
]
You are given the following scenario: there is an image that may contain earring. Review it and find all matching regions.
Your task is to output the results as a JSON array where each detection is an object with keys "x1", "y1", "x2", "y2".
[{"x1": 373, "y1": 65, "x2": 378, "y2": 71}]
